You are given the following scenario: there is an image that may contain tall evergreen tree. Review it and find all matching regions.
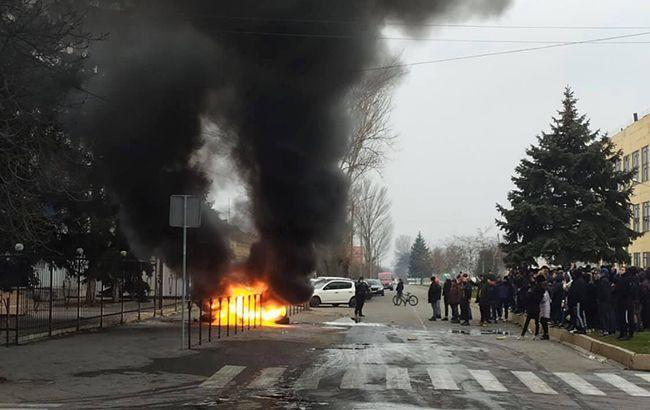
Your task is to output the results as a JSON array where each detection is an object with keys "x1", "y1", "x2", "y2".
[
  {"x1": 496, "y1": 88, "x2": 638, "y2": 267},
  {"x1": 408, "y1": 232, "x2": 432, "y2": 278}
]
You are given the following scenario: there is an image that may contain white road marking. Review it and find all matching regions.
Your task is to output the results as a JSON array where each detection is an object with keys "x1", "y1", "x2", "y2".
[
  {"x1": 596, "y1": 373, "x2": 650, "y2": 397},
  {"x1": 386, "y1": 366, "x2": 412, "y2": 390},
  {"x1": 427, "y1": 367, "x2": 460, "y2": 390},
  {"x1": 469, "y1": 369, "x2": 507, "y2": 392},
  {"x1": 554, "y1": 372, "x2": 605, "y2": 396},
  {"x1": 636, "y1": 373, "x2": 650, "y2": 383},
  {"x1": 295, "y1": 367, "x2": 324, "y2": 390},
  {"x1": 247, "y1": 366, "x2": 286, "y2": 389},
  {"x1": 512, "y1": 371, "x2": 557, "y2": 395},
  {"x1": 340, "y1": 366, "x2": 382, "y2": 390},
  {"x1": 200, "y1": 365, "x2": 246, "y2": 388}
]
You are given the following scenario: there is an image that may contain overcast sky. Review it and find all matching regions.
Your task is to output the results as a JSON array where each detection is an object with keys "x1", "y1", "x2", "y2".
[{"x1": 380, "y1": 0, "x2": 650, "y2": 263}]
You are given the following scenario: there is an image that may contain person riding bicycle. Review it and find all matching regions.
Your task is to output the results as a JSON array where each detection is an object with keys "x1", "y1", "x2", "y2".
[{"x1": 396, "y1": 278, "x2": 404, "y2": 297}]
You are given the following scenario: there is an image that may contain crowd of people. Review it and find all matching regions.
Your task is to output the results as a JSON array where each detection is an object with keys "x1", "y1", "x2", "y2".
[{"x1": 426, "y1": 265, "x2": 650, "y2": 341}]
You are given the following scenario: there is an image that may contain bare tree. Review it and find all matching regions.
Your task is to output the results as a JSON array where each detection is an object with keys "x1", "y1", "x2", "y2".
[
  {"x1": 440, "y1": 227, "x2": 502, "y2": 274},
  {"x1": 354, "y1": 180, "x2": 393, "y2": 277},
  {"x1": 340, "y1": 58, "x2": 405, "y2": 185},
  {"x1": 319, "y1": 57, "x2": 403, "y2": 276}
]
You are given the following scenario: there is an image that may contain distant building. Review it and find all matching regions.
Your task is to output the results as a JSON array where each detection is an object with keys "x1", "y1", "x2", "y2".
[{"x1": 611, "y1": 112, "x2": 650, "y2": 267}]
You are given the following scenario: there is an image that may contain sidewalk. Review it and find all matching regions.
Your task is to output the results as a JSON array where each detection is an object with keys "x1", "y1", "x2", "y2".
[
  {"x1": 510, "y1": 313, "x2": 650, "y2": 370},
  {"x1": 0, "y1": 307, "x2": 344, "y2": 405}
]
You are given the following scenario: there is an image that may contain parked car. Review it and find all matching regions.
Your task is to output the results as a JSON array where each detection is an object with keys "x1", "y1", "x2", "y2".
[
  {"x1": 310, "y1": 279, "x2": 356, "y2": 307},
  {"x1": 367, "y1": 279, "x2": 385, "y2": 296}
]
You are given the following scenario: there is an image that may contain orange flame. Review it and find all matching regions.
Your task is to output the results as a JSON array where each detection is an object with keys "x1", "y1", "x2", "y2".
[{"x1": 210, "y1": 281, "x2": 287, "y2": 327}]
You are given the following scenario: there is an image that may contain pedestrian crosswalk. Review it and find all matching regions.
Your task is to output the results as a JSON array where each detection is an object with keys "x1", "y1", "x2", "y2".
[{"x1": 199, "y1": 364, "x2": 650, "y2": 398}]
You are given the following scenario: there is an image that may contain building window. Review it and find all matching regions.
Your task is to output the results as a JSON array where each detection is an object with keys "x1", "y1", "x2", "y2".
[
  {"x1": 633, "y1": 204, "x2": 640, "y2": 232},
  {"x1": 644, "y1": 202, "x2": 650, "y2": 232},
  {"x1": 644, "y1": 253, "x2": 650, "y2": 268},
  {"x1": 624, "y1": 155, "x2": 630, "y2": 172},
  {"x1": 634, "y1": 252, "x2": 641, "y2": 267},
  {"x1": 632, "y1": 151, "x2": 640, "y2": 181},
  {"x1": 643, "y1": 146, "x2": 649, "y2": 182}
]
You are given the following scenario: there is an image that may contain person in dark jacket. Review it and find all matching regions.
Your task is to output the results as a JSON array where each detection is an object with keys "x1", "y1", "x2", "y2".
[
  {"x1": 428, "y1": 276, "x2": 442, "y2": 321},
  {"x1": 449, "y1": 278, "x2": 462, "y2": 323},
  {"x1": 568, "y1": 270, "x2": 588, "y2": 334},
  {"x1": 354, "y1": 277, "x2": 370, "y2": 318},
  {"x1": 476, "y1": 277, "x2": 491, "y2": 326},
  {"x1": 396, "y1": 278, "x2": 404, "y2": 297},
  {"x1": 614, "y1": 267, "x2": 638, "y2": 340},
  {"x1": 518, "y1": 275, "x2": 545, "y2": 339},
  {"x1": 459, "y1": 274, "x2": 472, "y2": 326},
  {"x1": 487, "y1": 274, "x2": 499, "y2": 323},
  {"x1": 442, "y1": 276, "x2": 452, "y2": 320},
  {"x1": 584, "y1": 272, "x2": 598, "y2": 331},
  {"x1": 550, "y1": 274, "x2": 565, "y2": 326},
  {"x1": 596, "y1": 269, "x2": 614, "y2": 335},
  {"x1": 641, "y1": 270, "x2": 650, "y2": 331},
  {"x1": 497, "y1": 276, "x2": 513, "y2": 321}
]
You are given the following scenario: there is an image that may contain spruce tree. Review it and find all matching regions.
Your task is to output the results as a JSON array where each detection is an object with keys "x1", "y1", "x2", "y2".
[
  {"x1": 408, "y1": 232, "x2": 432, "y2": 278},
  {"x1": 496, "y1": 88, "x2": 638, "y2": 267}
]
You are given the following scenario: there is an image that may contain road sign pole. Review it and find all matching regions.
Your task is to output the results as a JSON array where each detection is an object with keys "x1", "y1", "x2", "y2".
[{"x1": 181, "y1": 196, "x2": 187, "y2": 350}]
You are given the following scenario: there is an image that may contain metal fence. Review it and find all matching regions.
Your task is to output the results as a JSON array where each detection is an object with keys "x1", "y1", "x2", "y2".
[
  {"x1": 186, "y1": 296, "x2": 309, "y2": 349},
  {"x1": 1, "y1": 255, "x2": 182, "y2": 346},
  {"x1": 1, "y1": 255, "x2": 310, "y2": 347}
]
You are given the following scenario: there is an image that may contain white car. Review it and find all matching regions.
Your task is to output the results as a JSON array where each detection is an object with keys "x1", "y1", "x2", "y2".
[{"x1": 310, "y1": 279, "x2": 356, "y2": 307}]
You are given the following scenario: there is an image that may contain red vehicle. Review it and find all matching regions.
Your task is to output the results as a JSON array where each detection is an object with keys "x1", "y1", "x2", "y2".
[{"x1": 377, "y1": 272, "x2": 394, "y2": 291}]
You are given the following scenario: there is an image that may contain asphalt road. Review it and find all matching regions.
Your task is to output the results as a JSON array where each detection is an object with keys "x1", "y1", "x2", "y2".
[{"x1": 1, "y1": 284, "x2": 649, "y2": 409}]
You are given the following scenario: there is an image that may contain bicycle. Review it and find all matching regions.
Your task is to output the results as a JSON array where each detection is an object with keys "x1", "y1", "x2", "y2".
[{"x1": 392, "y1": 292, "x2": 419, "y2": 306}]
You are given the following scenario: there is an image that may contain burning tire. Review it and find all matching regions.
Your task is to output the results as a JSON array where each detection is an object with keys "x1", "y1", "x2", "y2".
[{"x1": 309, "y1": 296, "x2": 321, "y2": 307}]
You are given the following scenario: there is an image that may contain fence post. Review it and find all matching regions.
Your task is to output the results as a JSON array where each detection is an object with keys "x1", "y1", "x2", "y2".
[
  {"x1": 252, "y1": 295, "x2": 256, "y2": 329},
  {"x1": 120, "y1": 268, "x2": 124, "y2": 325},
  {"x1": 218, "y1": 297, "x2": 222, "y2": 339},
  {"x1": 227, "y1": 297, "x2": 231, "y2": 336},
  {"x1": 48, "y1": 265, "x2": 53, "y2": 337},
  {"x1": 208, "y1": 298, "x2": 212, "y2": 342},
  {"x1": 15, "y1": 286, "x2": 20, "y2": 345},
  {"x1": 5, "y1": 294, "x2": 10, "y2": 347},
  {"x1": 137, "y1": 296, "x2": 141, "y2": 321},
  {"x1": 259, "y1": 293, "x2": 264, "y2": 327},
  {"x1": 234, "y1": 297, "x2": 238, "y2": 335},
  {"x1": 198, "y1": 299, "x2": 202, "y2": 346},
  {"x1": 187, "y1": 300, "x2": 191, "y2": 349},
  {"x1": 100, "y1": 281, "x2": 104, "y2": 329},
  {"x1": 76, "y1": 266, "x2": 81, "y2": 331}
]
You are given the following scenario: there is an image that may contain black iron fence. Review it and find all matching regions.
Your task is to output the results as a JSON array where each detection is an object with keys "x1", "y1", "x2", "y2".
[
  {"x1": 1, "y1": 255, "x2": 310, "y2": 347},
  {"x1": 186, "y1": 295, "x2": 309, "y2": 348},
  {"x1": 1, "y1": 255, "x2": 182, "y2": 346}
]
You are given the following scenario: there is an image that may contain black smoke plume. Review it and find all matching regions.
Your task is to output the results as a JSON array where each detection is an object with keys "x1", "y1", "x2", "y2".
[{"x1": 73, "y1": 1, "x2": 510, "y2": 303}]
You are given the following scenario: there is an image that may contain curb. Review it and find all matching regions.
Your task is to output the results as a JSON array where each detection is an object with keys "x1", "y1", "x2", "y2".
[{"x1": 511, "y1": 313, "x2": 650, "y2": 371}]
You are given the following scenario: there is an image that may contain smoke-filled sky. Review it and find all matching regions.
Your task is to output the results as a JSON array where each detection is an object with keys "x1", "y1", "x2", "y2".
[
  {"x1": 74, "y1": 0, "x2": 514, "y2": 302},
  {"x1": 205, "y1": 0, "x2": 650, "y2": 268},
  {"x1": 377, "y1": 0, "x2": 650, "y2": 260}
]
